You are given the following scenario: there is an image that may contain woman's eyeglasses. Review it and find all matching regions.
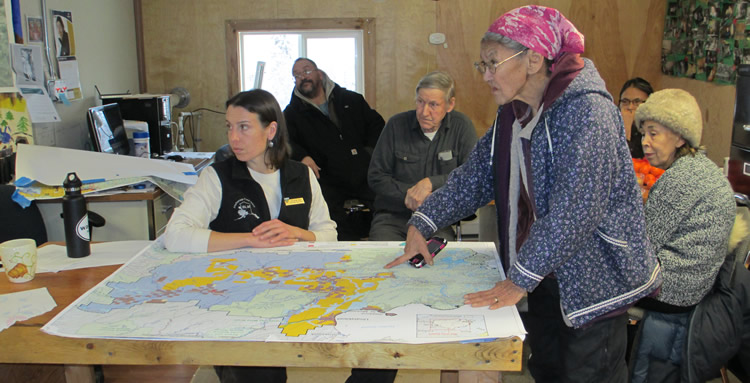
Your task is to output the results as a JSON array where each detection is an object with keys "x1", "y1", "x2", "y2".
[
  {"x1": 619, "y1": 98, "x2": 645, "y2": 108},
  {"x1": 474, "y1": 49, "x2": 527, "y2": 74}
]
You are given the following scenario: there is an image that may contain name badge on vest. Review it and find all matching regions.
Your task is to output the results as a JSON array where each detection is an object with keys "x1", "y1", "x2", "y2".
[
  {"x1": 438, "y1": 150, "x2": 453, "y2": 161},
  {"x1": 351, "y1": 148, "x2": 358, "y2": 155},
  {"x1": 284, "y1": 197, "x2": 305, "y2": 206}
]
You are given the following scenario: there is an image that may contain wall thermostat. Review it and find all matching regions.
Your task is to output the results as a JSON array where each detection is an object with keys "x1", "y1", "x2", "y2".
[{"x1": 429, "y1": 33, "x2": 446, "y2": 45}]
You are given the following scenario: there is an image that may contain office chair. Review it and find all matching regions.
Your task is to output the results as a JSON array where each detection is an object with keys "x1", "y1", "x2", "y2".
[
  {"x1": 0, "y1": 184, "x2": 47, "y2": 246},
  {"x1": 454, "y1": 213, "x2": 477, "y2": 242},
  {"x1": 215, "y1": 144, "x2": 234, "y2": 163}
]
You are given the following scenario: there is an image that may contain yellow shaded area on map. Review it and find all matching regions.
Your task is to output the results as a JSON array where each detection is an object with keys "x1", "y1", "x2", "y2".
[
  {"x1": 236, "y1": 266, "x2": 293, "y2": 281},
  {"x1": 280, "y1": 271, "x2": 393, "y2": 337},
  {"x1": 162, "y1": 258, "x2": 238, "y2": 290},
  {"x1": 160, "y1": 254, "x2": 395, "y2": 337}
]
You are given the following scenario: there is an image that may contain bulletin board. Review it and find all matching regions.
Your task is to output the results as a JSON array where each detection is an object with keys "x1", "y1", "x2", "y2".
[{"x1": 662, "y1": 0, "x2": 750, "y2": 84}]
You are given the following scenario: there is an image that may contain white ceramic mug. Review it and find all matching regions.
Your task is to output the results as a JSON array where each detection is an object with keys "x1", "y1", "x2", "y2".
[{"x1": 0, "y1": 238, "x2": 38, "y2": 283}]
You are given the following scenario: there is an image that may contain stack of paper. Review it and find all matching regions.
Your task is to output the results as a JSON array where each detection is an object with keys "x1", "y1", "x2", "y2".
[{"x1": 13, "y1": 145, "x2": 199, "y2": 206}]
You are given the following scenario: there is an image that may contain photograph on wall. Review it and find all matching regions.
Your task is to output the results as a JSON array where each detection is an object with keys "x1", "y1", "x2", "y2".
[
  {"x1": 0, "y1": 92, "x2": 34, "y2": 152},
  {"x1": 26, "y1": 16, "x2": 42, "y2": 43},
  {"x1": 11, "y1": 44, "x2": 43, "y2": 87},
  {"x1": 662, "y1": 0, "x2": 748, "y2": 84},
  {"x1": 0, "y1": 0, "x2": 15, "y2": 90},
  {"x1": 51, "y1": 9, "x2": 74, "y2": 58}
]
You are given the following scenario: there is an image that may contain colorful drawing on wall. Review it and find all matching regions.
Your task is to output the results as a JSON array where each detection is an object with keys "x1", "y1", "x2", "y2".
[
  {"x1": 0, "y1": 92, "x2": 34, "y2": 152},
  {"x1": 662, "y1": 0, "x2": 750, "y2": 85},
  {"x1": 0, "y1": 0, "x2": 14, "y2": 89}
]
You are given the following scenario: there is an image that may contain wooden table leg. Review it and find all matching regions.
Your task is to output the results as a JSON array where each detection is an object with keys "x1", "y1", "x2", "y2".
[
  {"x1": 64, "y1": 365, "x2": 95, "y2": 383},
  {"x1": 395, "y1": 369, "x2": 441, "y2": 383},
  {"x1": 457, "y1": 370, "x2": 501, "y2": 383}
]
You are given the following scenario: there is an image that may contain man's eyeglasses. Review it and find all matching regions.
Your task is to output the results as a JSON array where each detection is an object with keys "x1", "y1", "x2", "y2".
[
  {"x1": 474, "y1": 49, "x2": 527, "y2": 74},
  {"x1": 619, "y1": 98, "x2": 645, "y2": 108},
  {"x1": 293, "y1": 69, "x2": 315, "y2": 79}
]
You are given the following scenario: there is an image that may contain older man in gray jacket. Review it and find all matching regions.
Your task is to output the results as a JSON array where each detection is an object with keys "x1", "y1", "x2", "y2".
[{"x1": 368, "y1": 71, "x2": 477, "y2": 240}]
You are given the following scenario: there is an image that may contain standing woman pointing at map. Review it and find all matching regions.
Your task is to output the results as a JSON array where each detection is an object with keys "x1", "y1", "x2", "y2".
[{"x1": 164, "y1": 89, "x2": 337, "y2": 253}]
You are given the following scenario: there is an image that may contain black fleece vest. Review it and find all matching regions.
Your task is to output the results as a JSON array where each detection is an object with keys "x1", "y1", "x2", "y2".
[{"x1": 209, "y1": 158, "x2": 311, "y2": 233}]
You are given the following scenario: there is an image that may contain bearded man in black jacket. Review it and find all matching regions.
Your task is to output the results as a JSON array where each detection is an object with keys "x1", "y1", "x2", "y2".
[{"x1": 284, "y1": 58, "x2": 385, "y2": 240}]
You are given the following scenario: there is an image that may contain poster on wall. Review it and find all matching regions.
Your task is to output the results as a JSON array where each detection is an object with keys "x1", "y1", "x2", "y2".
[
  {"x1": 11, "y1": 44, "x2": 43, "y2": 87},
  {"x1": 10, "y1": 44, "x2": 59, "y2": 123},
  {"x1": 51, "y1": 10, "x2": 74, "y2": 58},
  {"x1": 0, "y1": 0, "x2": 15, "y2": 90},
  {"x1": 0, "y1": 92, "x2": 34, "y2": 152},
  {"x1": 662, "y1": 0, "x2": 750, "y2": 84},
  {"x1": 50, "y1": 9, "x2": 81, "y2": 101}
]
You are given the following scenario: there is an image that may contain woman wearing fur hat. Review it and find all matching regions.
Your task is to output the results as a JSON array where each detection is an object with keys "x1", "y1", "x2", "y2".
[{"x1": 630, "y1": 89, "x2": 736, "y2": 382}]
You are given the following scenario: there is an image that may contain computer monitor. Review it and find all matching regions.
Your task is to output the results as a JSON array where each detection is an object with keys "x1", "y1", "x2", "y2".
[{"x1": 86, "y1": 103, "x2": 129, "y2": 155}]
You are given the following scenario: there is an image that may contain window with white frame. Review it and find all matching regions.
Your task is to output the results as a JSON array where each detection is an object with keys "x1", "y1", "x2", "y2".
[{"x1": 239, "y1": 30, "x2": 364, "y2": 108}]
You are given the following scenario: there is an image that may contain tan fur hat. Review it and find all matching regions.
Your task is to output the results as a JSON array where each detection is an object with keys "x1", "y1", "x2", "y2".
[{"x1": 634, "y1": 88, "x2": 702, "y2": 147}]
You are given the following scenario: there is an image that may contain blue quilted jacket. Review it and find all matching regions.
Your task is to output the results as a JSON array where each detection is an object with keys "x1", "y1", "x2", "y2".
[{"x1": 409, "y1": 59, "x2": 662, "y2": 327}]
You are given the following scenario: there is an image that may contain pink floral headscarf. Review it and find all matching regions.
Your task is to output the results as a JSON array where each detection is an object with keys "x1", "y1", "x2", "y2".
[{"x1": 487, "y1": 5, "x2": 585, "y2": 62}]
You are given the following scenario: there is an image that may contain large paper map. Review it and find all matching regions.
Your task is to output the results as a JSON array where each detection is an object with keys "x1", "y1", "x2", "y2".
[{"x1": 42, "y1": 241, "x2": 525, "y2": 344}]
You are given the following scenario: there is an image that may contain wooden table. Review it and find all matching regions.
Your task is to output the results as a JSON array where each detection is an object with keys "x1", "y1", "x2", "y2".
[{"x1": 0, "y1": 264, "x2": 523, "y2": 383}]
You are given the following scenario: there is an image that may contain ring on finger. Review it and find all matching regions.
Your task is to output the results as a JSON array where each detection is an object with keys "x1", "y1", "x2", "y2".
[{"x1": 493, "y1": 297, "x2": 499, "y2": 304}]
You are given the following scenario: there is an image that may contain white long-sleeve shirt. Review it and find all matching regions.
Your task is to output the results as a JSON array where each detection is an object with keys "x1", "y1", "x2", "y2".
[{"x1": 164, "y1": 165, "x2": 337, "y2": 252}]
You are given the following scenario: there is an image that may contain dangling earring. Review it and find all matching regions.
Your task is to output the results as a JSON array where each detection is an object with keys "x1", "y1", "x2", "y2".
[{"x1": 268, "y1": 139, "x2": 274, "y2": 148}]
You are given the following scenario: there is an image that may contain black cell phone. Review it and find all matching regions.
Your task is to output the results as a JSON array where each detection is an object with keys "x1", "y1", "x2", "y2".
[{"x1": 408, "y1": 236, "x2": 448, "y2": 268}]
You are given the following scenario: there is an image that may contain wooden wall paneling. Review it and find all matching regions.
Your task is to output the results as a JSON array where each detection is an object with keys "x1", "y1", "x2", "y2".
[
  {"x1": 617, "y1": 0, "x2": 648, "y2": 78},
  {"x1": 661, "y1": 76, "x2": 735, "y2": 165},
  {"x1": 187, "y1": 1, "x2": 250, "y2": 153},
  {"x1": 617, "y1": 0, "x2": 666, "y2": 87},
  {"x1": 436, "y1": 1, "x2": 497, "y2": 136},
  {"x1": 566, "y1": 0, "x2": 629, "y2": 100},
  {"x1": 372, "y1": 1, "x2": 437, "y2": 121},
  {"x1": 363, "y1": 18, "x2": 377, "y2": 108},
  {"x1": 633, "y1": 1, "x2": 667, "y2": 89},
  {"x1": 225, "y1": 20, "x2": 241, "y2": 100},
  {"x1": 369, "y1": 2, "x2": 398, "y2": 119},
  {"x1": 276, "y1": 0, "x2": 370, "y2": 19}
]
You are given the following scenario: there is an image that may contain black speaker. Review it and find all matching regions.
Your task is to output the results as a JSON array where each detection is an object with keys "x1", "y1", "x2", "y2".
[
  {"x1": 732, "y1": 65, "x2": 750, "y2": 148},
  {"x1": 729, "y1": 64, "x2": 750, "y2": 195}
]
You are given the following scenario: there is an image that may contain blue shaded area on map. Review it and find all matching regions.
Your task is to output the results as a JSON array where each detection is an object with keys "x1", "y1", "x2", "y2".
[
  {"x1": 80, "y1": 250, "x2": 349, "y2": 314},
  {"x1": 438, "y1": 249, "x2": 470, "y2": 267}
]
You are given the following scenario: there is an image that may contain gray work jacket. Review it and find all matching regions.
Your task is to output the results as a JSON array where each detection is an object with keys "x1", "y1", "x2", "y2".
[{"x1": 368, "y1": 110, "x2": 476, "y2": 215}]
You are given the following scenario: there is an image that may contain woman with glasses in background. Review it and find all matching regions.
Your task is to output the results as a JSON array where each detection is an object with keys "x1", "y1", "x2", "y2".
[{"x1": 619, "y1": 78, "x2": 654, "y2": 158}]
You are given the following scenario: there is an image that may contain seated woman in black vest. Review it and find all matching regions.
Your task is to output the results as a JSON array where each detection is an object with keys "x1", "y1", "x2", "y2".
[
  {"x1": 164, "y1": 89, "x2": 337, "y2": 253},
  {"x1": 164, "y1": 91, "x2": 394, "y2": 383}
]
